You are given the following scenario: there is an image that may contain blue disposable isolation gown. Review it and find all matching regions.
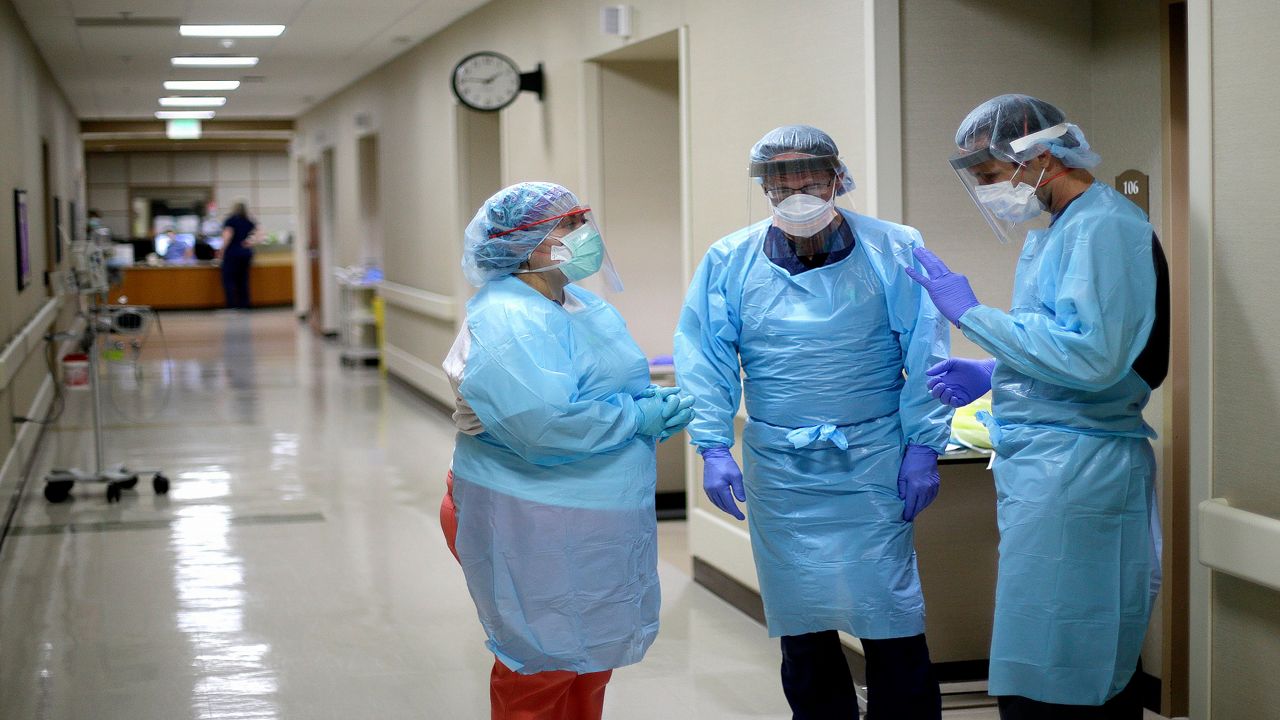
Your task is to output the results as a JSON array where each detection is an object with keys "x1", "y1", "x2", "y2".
[
  {"x1": 450, "y1": 276, "x2": 659, "y2": 674},
  {"x1": 959, "y1": 182, "x2": 1162, "y2": 705},
  {"x1": 674, "y1": 209, "x2": 952, "y2": 639}
]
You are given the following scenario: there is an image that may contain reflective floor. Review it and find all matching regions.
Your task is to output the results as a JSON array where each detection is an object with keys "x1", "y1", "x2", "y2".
[{"x1": 0, "y1": 309, "x2": 1163, "y2": 719}]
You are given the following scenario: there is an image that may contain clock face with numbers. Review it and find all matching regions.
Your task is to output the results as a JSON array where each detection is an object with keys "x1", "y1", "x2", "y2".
[{"x1": 451, "y1": 51, "x2": 522, "y2": 112}]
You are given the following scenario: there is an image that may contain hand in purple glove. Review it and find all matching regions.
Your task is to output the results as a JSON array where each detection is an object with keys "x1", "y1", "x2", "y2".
[
  {"x1": 701, "y1": 447, "x2": 745, "y2": 521},
  {"x1": 925, "y1": 358, "x2": 996, "y2": 408},
  {"x1": 903, "y1": 247, "x2": 980, "y2": 327},
  {"x1": 897, "y1": 444, "x2": 940, "y2": 522}
]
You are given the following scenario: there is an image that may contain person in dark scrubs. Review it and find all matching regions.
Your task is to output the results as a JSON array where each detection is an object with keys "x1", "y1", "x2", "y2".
[{"x1": 219, "y1": 202, "x2": 256, "y2": 309}]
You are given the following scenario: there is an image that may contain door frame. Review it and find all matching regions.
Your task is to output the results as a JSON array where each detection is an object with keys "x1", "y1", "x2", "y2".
[
  {"x1": 1159, "y1": 2, "x2": 1192, "y2": 715},
  {"x1": 306, "y1": 161, "x2": 323, "y2": 334},
  {"x1": 1185, "y1": 0, "x2": 1215, "y2": 716}
]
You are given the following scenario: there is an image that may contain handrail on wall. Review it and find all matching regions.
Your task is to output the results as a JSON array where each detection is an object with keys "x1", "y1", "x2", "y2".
[
  {"x1": 1198, "y1": 498, "x2": 1280, "y2": 592},
  {"x1": 0, "y1": 298, "x2": 62, "y2": 391},
  {"x1": 376, "y1": 280, "x2": 455, "y2": 323}
]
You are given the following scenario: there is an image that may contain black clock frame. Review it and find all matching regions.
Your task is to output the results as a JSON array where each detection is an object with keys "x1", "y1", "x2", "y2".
[{"x1": 451, "y1": 51, "x2": 544, "y2": 112}]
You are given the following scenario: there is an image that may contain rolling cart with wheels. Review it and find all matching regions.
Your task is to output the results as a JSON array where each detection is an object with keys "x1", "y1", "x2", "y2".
[
  {"x1": 42, "y1": 299, "x2": 169, "y2": 503},
  {"x1": 335, "y1": 266, "x2": 382, "y2": 367}
]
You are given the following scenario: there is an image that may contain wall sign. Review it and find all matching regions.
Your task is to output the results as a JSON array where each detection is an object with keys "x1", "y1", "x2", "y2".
[{"x1": 1115, "y1": 169, "x2": 1150, "y2": 215}]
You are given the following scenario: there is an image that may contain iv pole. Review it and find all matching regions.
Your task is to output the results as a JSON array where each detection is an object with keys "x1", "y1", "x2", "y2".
[{"x1": 42, "y1": 233, "x2": 170, "y2": 503}]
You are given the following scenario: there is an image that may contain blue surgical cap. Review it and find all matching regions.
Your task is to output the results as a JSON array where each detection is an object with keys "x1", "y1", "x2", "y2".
[
  {"x1": 462, "y1": 182, "x2": 582, "y2": 287},
  {"x1": 749, "y1": 125, "x2": 856, "y2": 196},
  {"x1": 954, "y1": 94, "x2": 1101, "y2": 169}
]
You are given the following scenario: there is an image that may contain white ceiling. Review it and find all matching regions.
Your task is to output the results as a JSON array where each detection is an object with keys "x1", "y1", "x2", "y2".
[{"x1": 11, "y1": 0, "x2": 491, "y2": 119}]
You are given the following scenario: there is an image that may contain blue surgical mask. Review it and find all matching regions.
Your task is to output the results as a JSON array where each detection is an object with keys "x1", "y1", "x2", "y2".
[
  {"x1": 549, "y1": 223, "x2": 605, "y2": 282},
  {"x1": 518, "y1": 223, "x2": 606, "y2": 283}
]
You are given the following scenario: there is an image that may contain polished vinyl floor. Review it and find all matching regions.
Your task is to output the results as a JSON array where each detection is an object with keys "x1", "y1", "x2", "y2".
[{"x1": 0, "y1": 309, "x2": 1165, "y2": 719}]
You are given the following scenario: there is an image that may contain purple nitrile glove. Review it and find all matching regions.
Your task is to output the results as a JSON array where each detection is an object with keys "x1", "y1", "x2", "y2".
[
  {"x1": 897, "y1": 444, "x2": 940, "y2": 522},
  {"x1": 904, "y1": 247, "x2": 980, "y2": 327},
  {"x1": 925, "y1": 358, "x2": 996, "y2": 408},
  {"x1": 701, "y1": 446, "x2": 745, "y2": 521}
]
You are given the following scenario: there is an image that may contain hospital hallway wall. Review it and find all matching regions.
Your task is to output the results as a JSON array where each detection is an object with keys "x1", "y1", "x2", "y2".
[{"x1": 0, "y1": 309, "x2": 1178, "y2": 719}]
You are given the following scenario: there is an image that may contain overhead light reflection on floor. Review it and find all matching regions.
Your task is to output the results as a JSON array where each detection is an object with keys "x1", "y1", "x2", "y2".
[
  {"x1": 171, "y1": 503, "x2": 279, "y2": 718},
  {"x1": 172, "y1": 469, "x2": 232, "y2": 501}
]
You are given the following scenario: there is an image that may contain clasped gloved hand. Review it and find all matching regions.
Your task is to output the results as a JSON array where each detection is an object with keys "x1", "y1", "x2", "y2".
[
  {"x1": 635, "y1": 386, "x2": 695, "y2": 441},
  {"x1": 897, "y1": 444, "x2": 940, "y2": 522},
  {"x1": 904, "y1": 247, "x2": 981, "y2": 327},
  {"x1": 926, "y1": 358, "x2": 996, "y2": 408},
  {"x1": 658, "y1": 391, "x2": 695, "y2": 441},
  {"x1": 700, "y1": 446, "x2": 745, "y2": 521}
]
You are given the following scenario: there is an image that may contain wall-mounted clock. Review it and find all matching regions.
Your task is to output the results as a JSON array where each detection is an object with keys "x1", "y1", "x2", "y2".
[{"x1": 451, "y1": 51, "x2": 544, "y2": 112}]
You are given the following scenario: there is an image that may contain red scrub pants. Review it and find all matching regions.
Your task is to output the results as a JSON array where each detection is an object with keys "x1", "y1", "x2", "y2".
[{"x1": 440, "y1": 470, "x2": 614, "y2": 720}]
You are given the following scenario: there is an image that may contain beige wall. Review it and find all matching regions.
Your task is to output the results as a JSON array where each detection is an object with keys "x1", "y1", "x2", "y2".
[
  {"x1": 294, "y1": 0, "x2": 868, "y2": 401},
  {"x1": 1208, "y1": 0, "x2": 1280, "y2": 716},
  {"x1": 0, "y1": 0, "x2": 83, "y2": 491}
]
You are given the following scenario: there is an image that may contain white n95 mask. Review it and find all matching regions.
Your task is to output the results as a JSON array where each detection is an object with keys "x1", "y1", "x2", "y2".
[
  {"x1": 973, "y1": 167, "x2": 1046, "y2": 224},
  {"x1": 771, "y1": 190, "x2": 837, "y2": 238}
]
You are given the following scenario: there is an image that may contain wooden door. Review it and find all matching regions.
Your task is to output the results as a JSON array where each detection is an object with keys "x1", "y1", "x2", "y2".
[{"x1": 306, "y1": 162, "x2": 322, "y2": 333}]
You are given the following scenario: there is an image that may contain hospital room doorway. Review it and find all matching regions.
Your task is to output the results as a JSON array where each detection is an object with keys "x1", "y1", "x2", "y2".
[
  {"x1": 585, "y1": 28, "x2": 688, "y2": 511},
  {"x1": 356, "y1": 133, "x2": 382, "y2": 266}
]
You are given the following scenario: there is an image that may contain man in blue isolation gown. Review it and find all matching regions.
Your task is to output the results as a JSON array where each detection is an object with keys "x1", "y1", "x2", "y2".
[
  {"x1": 674, "y1": 125, "x2": 953, "y2": 719},
  {"x1": 906, "y1": 94, "x2": 1168, "y2": 719}
]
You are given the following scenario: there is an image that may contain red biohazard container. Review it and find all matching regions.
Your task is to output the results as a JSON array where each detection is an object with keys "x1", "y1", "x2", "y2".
[{"x1": 62, "y1": 353, "x2": 90, "y2": 390}]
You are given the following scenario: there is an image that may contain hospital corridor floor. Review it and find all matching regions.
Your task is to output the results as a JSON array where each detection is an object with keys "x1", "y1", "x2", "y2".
[{"x1": 0, "y1": 309, "x2": 1167, "y2": 719}]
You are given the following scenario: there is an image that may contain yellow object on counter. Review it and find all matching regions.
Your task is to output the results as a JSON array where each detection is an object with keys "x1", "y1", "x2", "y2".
[{"x1": 950, "y1": 396, "x2": 993, "y2": 450}]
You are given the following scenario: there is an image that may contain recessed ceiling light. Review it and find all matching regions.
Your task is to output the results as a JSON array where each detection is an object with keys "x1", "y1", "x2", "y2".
[
  {"x1": 159, "y1": 96, "x2": 226, "y2": 107},
  {"x1": 179, "y1": 24, "x2": 285, "y2": 38},
  {"x1": 164, "y1": 80, "x2": 240, "y2": 91},
  {"x1": 171, "y1": 56, "x2": 259, "y2": 68},
  {"x1": 156, "y1": 110, "x2": 216, "y2": 120}
]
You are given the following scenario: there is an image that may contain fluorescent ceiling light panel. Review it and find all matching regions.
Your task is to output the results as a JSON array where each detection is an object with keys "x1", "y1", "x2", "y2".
[
  {"x1": 164, "y1": 80, "x2": 240, "y2": 91},
  {"x1": 179, "y1": 25, "x2": 285, "y2": 38},
  {"x1": 171, "y1": 56, "x2": 259, "y2": 68},
  {"x1": 159, "y1": 96, "x2": 226, "y2": 107},
  {"x1": 167, "y1": 119, "x2": 202, "y2": 140},
  {"x1": 156, "y1": 111, "x2": 216, "y2": 120}
]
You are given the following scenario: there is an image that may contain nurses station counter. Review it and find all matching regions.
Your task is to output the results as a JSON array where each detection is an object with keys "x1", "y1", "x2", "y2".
[
  {"x1": 691, "y1": 449, "x2": 1000, "y2": 681},
  {"x1": 109, "y1": 251, "x2": 294, "y2": 310}
]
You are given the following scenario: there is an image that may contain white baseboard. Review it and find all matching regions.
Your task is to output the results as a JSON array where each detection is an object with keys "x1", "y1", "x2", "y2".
[{"x1": 689, "y1": 506, "x2": 759, "y2": 592}]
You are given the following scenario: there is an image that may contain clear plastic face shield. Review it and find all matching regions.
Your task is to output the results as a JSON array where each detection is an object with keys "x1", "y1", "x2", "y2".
[
  {"x1": 949, "y1": 123, "x2": 1070, "y2": 244},
  {"x1": 510, "y1": 206, "x2": 624, "y2": 292},
  {"x1": 748, "y1": 154, "x2": 848, "y2": 255}
]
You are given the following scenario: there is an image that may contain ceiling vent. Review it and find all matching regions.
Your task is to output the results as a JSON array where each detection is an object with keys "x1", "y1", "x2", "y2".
[{"x1": 239, "y1": 75, "x2": 266, "y2": 83}]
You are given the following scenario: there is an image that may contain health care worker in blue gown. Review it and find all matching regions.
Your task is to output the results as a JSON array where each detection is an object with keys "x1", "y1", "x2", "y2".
[
  {"x1": 443, "y1": 181, "x2": 695, "y2": 720},
  {"x1": 674, "y1": 125, "x2": 953, "y2": 720},
  {"x1": 906, "y1": 95, "x2": 1169, "y2": 720}
]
